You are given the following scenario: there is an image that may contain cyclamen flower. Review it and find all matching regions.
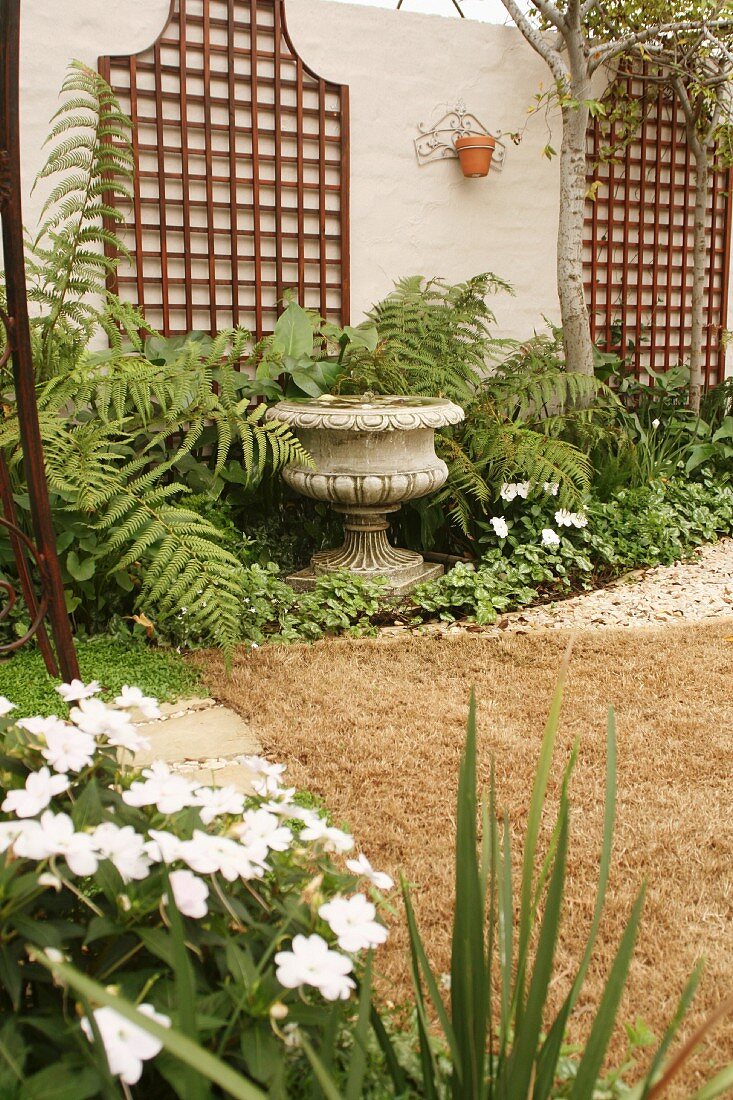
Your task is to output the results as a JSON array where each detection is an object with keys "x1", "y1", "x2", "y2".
[
  {"x1": 2, "y1": 767, "x2": 70, "y2": 818},
  {"x1": 114, "y1": 686, "x2": 161, "y2": 720},
  {"x1": 167, "y1": 869, "x2": 209, "y2": 919},
  {"x1": 275, "y1": 934, "x2": 355, "y2": 1001},
  {"x1": 300, "y1": 818, "x2": 354, "y2": 854},
  {"x1": 0, "y1": 697, "x2": 15, "y2": 716},
  {"x1": 41, "y1": 725, "x2": 96, "y2": 773},
  {"x1": 81, "y1": 1004, "x2": 170, "y2": 1085},
  {"x1": 56, "y1": 679, "x2": 100, "y2": 703},
  {"x1": 346, "y1": 853, "x2": 394, "y2": 892},
  {"x1": 194, "y1": 784, "x2": 245, "y2": 825},
  {"x1": 14, "y1": 811, "x2": 99, "y2": 876},
  {"x1": 543, "y1": 481, "x2": 559, "y2": 496},
  {"x1": 123, "y1": 761, "x2": 200, "y2": 815},
  {"x1": 541, "y1": 528, "x2": 561, "y2": 549},
  {"x1": 93, "y1": 823, "x2": 151, "y2": 883},
  {"x1": 319, "y1": 894, "x2": 388, "y2": 953},
  {"x1": 490, "y1": 516, "x2": 509, "y2": 540}
]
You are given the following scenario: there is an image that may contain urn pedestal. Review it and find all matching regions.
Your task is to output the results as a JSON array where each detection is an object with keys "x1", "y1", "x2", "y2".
[{"x1": 266, "y1": 395, "x2": 465, "y2": 593}]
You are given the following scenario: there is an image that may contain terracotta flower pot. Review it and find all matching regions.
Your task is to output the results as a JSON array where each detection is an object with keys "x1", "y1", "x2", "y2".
[{"x1": 455, "y1": 133, "x2": 495, "y2": 178}]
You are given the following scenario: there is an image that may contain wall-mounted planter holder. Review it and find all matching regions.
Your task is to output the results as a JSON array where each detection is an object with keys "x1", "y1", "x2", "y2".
[{"x1": 414, "y1": 101, "x2": 506, "y2": 176}]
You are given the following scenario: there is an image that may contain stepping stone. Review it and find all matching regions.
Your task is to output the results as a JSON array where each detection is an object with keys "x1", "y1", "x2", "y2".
[{"x1": 134, "y1": 700, "x2": 261, "y2": 767}]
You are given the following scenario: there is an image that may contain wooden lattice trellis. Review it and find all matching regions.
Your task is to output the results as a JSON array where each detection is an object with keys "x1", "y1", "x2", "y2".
[
  {"x1": 584, "y1": 73, "x2": 732, "y2": 387},
  {"x1": 99, "y1": 0, "x2": 350, "y2": 340}
]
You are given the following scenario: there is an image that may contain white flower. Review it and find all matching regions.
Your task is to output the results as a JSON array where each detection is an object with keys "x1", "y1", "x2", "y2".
[
  {"x1": 554, "y1": 509, "x2": 574, "y2": 527},
  {"x1": 114, "y1": 686, "x2": 161, "y2": 720},
  {"x1": 41, "y1": 725, "x2": 96, "y2": 773},
  {"x1": 234, "y1": 809, "x2": 292, "y2": 853},
  {"x1": 300, "y1": 819, "x2": 354, "y2": 854},
  {"x1": 515, "y1": 481, "x2": 531, "y2": 498},
  {"x1": 0, "y1": 820, "x2": 26, "y2": 851},
  {"x1": 37, "y1": 871, "x2": 63, "y2": 891},
  {"x1": 179, "y1": 830, "x2": 262, "y2": 882},
  {"x1": 1, "y1": 767, "x2": 70, "y2": 818},
  {"x1": 346, "y1": 854, "x2": 394, "y2": 892},
  {"x1": 193, "y1": 785, "x2": 245, "y2": 825},
  {"x1": 499, "y1": 482, "x2": 517, "y2": 502},
  {"x1": 167, "y1": 869, "x2": 209, "y2": 919},
  {"x1": 122, "y1": 761, "x2": 200, "y2": 815},
  {"x1": 237, "y1": 756, "x2": 287, "y2": 794},
  {"x1": 80, "y1": 1004, "x2": 171, "y2": 1085},
  {"x1": 652, "y1": 418, "x2": 660, "y2": 429},
  {"x1": 14, "y1": 811, "x2": 99, "y2": 876},
  {"x1": 0, "y1": 697, "x2": 15, "y2": 716},
  {"x1": 570, "y1": 511, "x2": 588, "y2": 528},
  {"x1": 18, "y1": 715, "x2": 68, "y2": 738},
  {"x1": 144, "y1": 829, "x2": 182, "y2": 864},
  {"x1": 543, "y1": 481, "x2": 559, "y2": 496},
  {"x1": 319, "y1": 894, "x2": 388, "y2": 953},
  {"x1": 275, "y1": 934, "x2": 355, "y2": 1001},
  {"x1": 541, "y1": 528, "x2": 561, "y2": 548},
  {"x1": 490, "y1": 516, "x2": 509, "y2": 540},
  {"x1": 70, "y1": 698, "x2": 132, "y2": 740},
  {"x1": 93, "y1": 823, "x2": 151, "y2": 882},
  {"x1": 56, "y1": 679, "x2": 100, "y2": 703}
]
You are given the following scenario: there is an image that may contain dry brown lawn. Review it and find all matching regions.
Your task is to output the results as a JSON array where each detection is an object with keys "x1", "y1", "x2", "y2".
[{"x1": 196, "y1": 621, "x2": 733, "y2": 1094}]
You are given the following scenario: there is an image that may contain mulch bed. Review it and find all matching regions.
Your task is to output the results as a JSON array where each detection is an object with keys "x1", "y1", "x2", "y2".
[{"x1": 196, "y1": 620, "x2": 733, "y2": 1094}]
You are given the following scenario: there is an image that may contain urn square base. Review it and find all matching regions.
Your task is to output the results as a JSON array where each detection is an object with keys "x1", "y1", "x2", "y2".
[{"x1": 286, "y1": 561, "x2": 444, "y2": 595}]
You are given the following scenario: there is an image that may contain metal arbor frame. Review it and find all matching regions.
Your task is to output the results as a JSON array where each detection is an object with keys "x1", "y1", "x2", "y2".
[
  {"x1": 98, "y1": 0, "x2": 350, "y2": 341},
  {"x1": 584, "y1": 71, "x2": 732, "y2": 387},
  {"x1": 0, "y1": 0, "x2": 79, "y2": 680}
]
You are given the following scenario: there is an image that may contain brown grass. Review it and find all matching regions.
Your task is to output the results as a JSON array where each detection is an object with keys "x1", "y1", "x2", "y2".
[{"x1": 195, "y1": 621, "x2": 733, "y2": 1093}]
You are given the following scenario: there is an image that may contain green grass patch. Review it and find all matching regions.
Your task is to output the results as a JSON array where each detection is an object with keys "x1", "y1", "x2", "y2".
[{"x1": 0, "y1": 637, "x2": 203, "y2": 718}]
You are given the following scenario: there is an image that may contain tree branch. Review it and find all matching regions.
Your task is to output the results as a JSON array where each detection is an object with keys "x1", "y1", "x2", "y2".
[
  {"x1": 589, "y1": 18, "x2": 733, "y2": 73},
  {"x1": 498, "y1": 0, "x2": 569, "y2": 82}
]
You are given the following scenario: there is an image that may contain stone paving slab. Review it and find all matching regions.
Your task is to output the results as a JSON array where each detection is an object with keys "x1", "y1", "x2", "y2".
[{"x1": 134, "y1": 699, "x2": 259, "y2": 770}]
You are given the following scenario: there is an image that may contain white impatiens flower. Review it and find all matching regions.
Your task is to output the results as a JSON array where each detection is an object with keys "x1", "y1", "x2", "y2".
[
  {"x1": 2, "y1": 767, "x2": 70, "y2": 818},
  {"x1": 70, "y1": 698, "x2": 135, "y2": 742},
  {"x1": 543, "y1": 481, "x2": 560, "y2": 496},
  {"x1": 0, "y1": 820, "x2": 27, "y2": 852},
  {"x1": 14, "y1": 811, "x2": 99, "y2": 877},
  {"x1": 233, "y1": 809, "x2": 292, "y2": 853},
  {"x1": 179, "y1": 830, "x2": 262, "y2": 882},
  {"x1": 499, "y1": 482, "x2": 517, "y2": 502},
  {"x1": 237, "y1": 755, "x2": 287, "y2": 794},
  {"x1": 194, "y1": 785, "x2": 245, "y2": 825},
  {"x1": 56, "y1": 679, "x2": 100, "y2": 703},
  {"x1": 490, "y1": 516, "x2": 509, "y2": 540},
  {"x1": 570, "y1": 511, "x2": 588, "y2": 528},
  {"x1": 0, "y1": 697, "x2": 15, "y2": 716},
  {"x1": 144, "y1": 829, "x2": 183, "y2": 864},
  {"x1": 93, "y1": 823, "x2": 151, "y2": 883},
  {"x1": 300, "y1": 818, "x2": 354, "y2": 854},
  {"x1": 319, "y1": 894, "x2": 388, "y2": 953},
  {"x1": 515, "y1": 481, "x2": 531, "y2": 498},
  {"x1": 541, "y1": 528, "x2": 561, "y2": 549},
  {"x1": 122, "y1": 761, "x2": 200, "y2": 815},
  {"x1": 346, "y1": 854, "x2": 394, "y2": 892},
  {"x1": 18, "y1": 715, "x2": 68, "y2": 739},
  {"x1": 275, "y1": 934, "x2": 355, "y2": 1001},
  {"x1": 554, "y1": 508, "x2": 574, "y2": 527},
  {"x1": 80, "y1": 1004, "x2": 170, "y2": 1085},
  {"x1": 652, "y1": 418, "x2": 660, "y2": 429},
  {"x1": 41, "y1": 725, "x2": 96, "y2": 774},
  {"x1": 167, "y1": 869, "x2": 209, "y2": 919},
  {"x1": 114, "y1": 686, "x2": 161, "y2": 720}
]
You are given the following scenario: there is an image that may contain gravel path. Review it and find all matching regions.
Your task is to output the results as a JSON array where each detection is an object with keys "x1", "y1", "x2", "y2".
[{"x1": 382, "y1": 538, "x2": 733, "y2": 637}]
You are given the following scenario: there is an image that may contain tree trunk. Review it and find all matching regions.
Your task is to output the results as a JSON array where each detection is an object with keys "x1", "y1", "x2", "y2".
[
  {"x1": 689, "y1": 152, "x2": 709, "y2": 414},
  {"x1": 558, "y1": 95, "x2": 595, "y2": 376}
]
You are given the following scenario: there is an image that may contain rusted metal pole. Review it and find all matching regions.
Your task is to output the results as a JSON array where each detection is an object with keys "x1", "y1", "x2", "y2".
[{"x1": 0, "y1": 0, "x2": 79, "y2": 681}]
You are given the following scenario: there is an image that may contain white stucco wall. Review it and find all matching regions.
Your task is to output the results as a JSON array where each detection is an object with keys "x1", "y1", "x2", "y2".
[{"x1": 14, "y1": 0, "x2": 561, "y2": 341}]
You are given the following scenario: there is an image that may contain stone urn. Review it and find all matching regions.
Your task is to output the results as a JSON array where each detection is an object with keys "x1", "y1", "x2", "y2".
[{"x1": 266, "y1": 394, "x2": 464, "y2": 593}]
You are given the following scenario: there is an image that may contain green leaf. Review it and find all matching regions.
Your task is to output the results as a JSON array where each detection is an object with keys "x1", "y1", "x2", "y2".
[
  {"x1": 20, "y1": 1064, "x2": 100, "y2": 1100},
  {"x1": 272, "y1": 302, "x2": 314, "y2": 359},
  {"x1": 66, "y1": 550, "x2": 96, "y2": 581}
]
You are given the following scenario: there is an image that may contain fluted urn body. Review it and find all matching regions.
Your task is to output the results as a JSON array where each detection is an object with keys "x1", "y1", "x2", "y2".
[{"x1": 266, "y1": 395, "x2": 465, "y2": 592}]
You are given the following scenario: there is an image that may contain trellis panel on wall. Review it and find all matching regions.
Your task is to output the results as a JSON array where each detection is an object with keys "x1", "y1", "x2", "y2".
[
  {"x1": 584, "y1": 73, "x2": 731, "y2": 387},
  {"x1": 99, "y1": 0, "x2": 349, "y2": 340}
]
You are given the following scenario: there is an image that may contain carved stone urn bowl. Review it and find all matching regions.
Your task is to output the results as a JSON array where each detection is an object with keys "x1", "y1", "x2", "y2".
[{"x1": 266, "y1": 395, "x2": 465, "y2": 593}]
